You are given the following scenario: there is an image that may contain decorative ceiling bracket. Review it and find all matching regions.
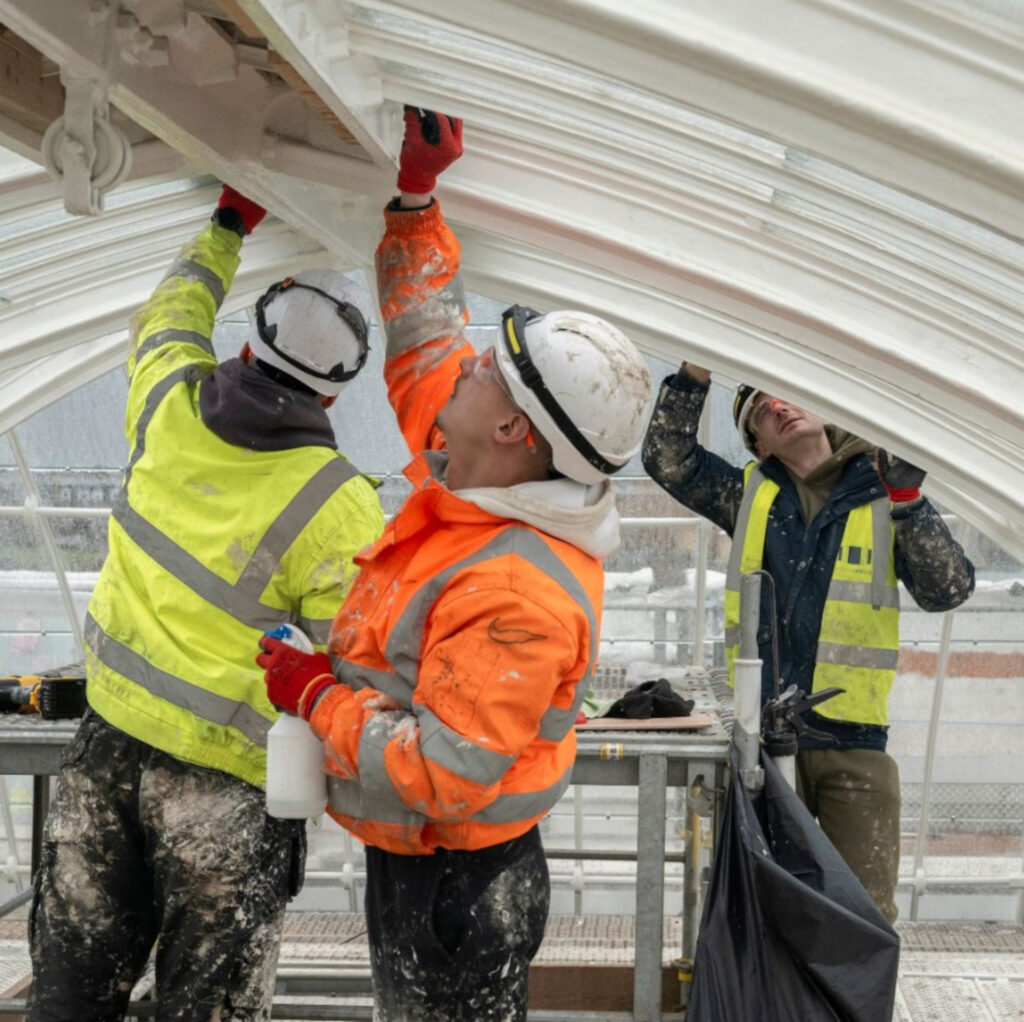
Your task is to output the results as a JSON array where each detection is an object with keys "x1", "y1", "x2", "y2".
[{"x1": 39, "y1": 71, "x2": 133, "y2": 216}]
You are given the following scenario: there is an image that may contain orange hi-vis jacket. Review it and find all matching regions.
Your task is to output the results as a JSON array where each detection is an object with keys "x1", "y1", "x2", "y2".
[{"x1": 309, "y1": 201, "x2": 613, "y2": 855}]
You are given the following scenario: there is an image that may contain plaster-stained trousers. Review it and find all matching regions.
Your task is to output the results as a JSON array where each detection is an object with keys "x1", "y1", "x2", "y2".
[
  {"x1": 28, "y1": 713, "x2": 305, "y2": 1021},
  {"x1": 365, "y1": 825, "x2": 550, "y2": 1022}
]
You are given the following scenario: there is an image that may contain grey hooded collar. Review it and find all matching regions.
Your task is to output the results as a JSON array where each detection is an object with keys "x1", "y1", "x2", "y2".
[{"x1": 199, "y1": 358, "x2": 337, "y2": 452}]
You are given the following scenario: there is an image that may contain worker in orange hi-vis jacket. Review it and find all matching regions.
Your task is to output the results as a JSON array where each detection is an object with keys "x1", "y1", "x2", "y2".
[{"x1": 257, "y1": 107, "x2": 654, "y2": 1021}]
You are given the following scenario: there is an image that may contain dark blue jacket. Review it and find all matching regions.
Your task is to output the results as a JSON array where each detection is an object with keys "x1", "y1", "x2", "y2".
[{"x1": 642, "y1": 372, "x2": 976, "y2": 751}]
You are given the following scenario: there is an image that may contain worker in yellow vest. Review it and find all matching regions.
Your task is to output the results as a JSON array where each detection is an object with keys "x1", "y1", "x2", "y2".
[
  {"x1": 642, "y1": 363, "x2": 974, "y2": 922},
  {"x1": 28, "y1": 186, "x2": 384, "y2": 1021}
]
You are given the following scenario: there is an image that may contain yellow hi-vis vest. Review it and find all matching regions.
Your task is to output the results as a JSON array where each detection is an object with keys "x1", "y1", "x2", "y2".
[
  {"x1": 85, "y1": 223, "x2": 384, "y2": 788},
  {"x1": 724, "y1": 463, "x2": 900, "y2": 726}
]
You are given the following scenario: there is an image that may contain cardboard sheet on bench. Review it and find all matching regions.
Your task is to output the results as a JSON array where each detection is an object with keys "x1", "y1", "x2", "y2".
[{"x1": 575, "y1": 714, "x2": 713, "y2": 731}]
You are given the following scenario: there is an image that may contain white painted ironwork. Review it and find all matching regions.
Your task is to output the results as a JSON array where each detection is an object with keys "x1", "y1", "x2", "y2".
[{"x1": 0, "y1": 1, "x2": 1024, "y2": 553}]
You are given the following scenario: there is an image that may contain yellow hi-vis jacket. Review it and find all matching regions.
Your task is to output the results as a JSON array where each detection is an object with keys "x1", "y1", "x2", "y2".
[
  {"x1": 86, "y1": 222, "x2": 384, "y2": 788},
  {"x1": 724, "y1": 463, "x2": 899, "y2": 726}
]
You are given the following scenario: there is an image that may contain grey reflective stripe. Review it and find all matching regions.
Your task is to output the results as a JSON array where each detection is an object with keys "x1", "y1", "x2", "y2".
[
  {"x1": 725, "y1": 465, "x2": 769, "y2": 592},
  {"x1": 333, "y1": 658, "x2": 413, "y2": 708},
  {"x1": 469, "y1": 763, "x2": 574, "y2": 824},
  {"x1": 524, "y1": 534, "x2": 596, "y2": 740},
  {"x1": 86, "y1": 614, "x2": 272, "y2": 748},
  {"x1": 384, "y1": 527, "x2": 598, "y2": 744},
  {"x1": 420, "y1": 707, "x2": 515, "y2": 787},
  {"x1": 724, "y1": 625, "x2": 739, "y2": 649},
  {"x1": 121, "y1": 364, "x2": 200, "y2": 492},
  {"x1": 326, "y1": 776, "x2": 422, "y2": 824},
  {"x1": 539, "y1": 677, "x2": 592, "y2": 742},
  {"x1": 236, "y1": 459, "x2": 360, "y2": 601},
  {"x1": 326, "y1": 774, "x2": 428, "y2": 825},
  {"x1": 161, "y1": 257, "x2": 227, "y2": 307},
  {"x1": 117, "y1": 376, "x2": 361, "y2": 631},
  {"x1": 111, "y1": 503, "x2": 286, "y2": 632},
  {"x1": 384, "y1": 278, "x2": 468, "y2": 356},
  {"x1": 135, "y1": 327, "x2": 214, "y2": 366},
  {"x1": 300, "y1": 617, "x2": 334, "y2": 646},
  {"x1": 328, "y1": 748, "x2": 573, "y2": 826},
  {"x1": 871, "y1": 497, "x2": 892, "y2": 610},
  {"x1": 826, "y1": 579, "x2": 900, "y2": 609},
  {"x1": 354, "y1": 712, "x2": 434, "y2": 822},
  {"x1": 325, "y1": 776, "x2": 362, "y2": 818},
  {"x1": 815, "y1": 641, "x2": 899, "y2": 671}
]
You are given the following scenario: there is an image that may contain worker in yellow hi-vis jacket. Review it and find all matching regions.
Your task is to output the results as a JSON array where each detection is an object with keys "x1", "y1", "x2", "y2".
[
  {"x1": 643, "y1": 364, "x2": 975, "y2": 923},
  {"x1": 28, "y1": 186, "x2": 384, "y2": 1021}
]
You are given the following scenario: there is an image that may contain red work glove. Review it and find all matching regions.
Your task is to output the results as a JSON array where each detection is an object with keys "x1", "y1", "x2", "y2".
[
  {"x1": 216, "y1": 184, "x2": 267, "y2": 235},
  {"x1": 257, "y1": 636, "x2": 335, "y2": 719},
  {"x1": 875, "y1": 448, "x2": 926, "y2": 504},
  {"x1": 397, "y1": 106, "x2": 464, "y2": 195}
]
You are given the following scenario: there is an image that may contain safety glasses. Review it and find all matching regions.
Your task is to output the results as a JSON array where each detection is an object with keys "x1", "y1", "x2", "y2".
[
  {"x1": 471, "y1": 347, "x2": 516, "y2": 402},
  {"x1": 750, "y1": 397, "x2": 783, "y2": 432}
]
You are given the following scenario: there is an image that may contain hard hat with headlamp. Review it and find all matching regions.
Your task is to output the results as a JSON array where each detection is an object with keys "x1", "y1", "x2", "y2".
[
  {"x1": 250, "y1": 270, "x2": 370, "y2": 398},
  {"x1": 493, "y1": 305, "x2": 653, "y2": 485}
]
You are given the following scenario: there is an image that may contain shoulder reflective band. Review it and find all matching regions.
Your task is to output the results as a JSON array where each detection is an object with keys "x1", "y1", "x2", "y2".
[
  {"x1": 255, "y1": 278, "x2": 370, "y2": 383},
  {"x1": 501, "y1": 304, "x2": 621, "y2": 476}
]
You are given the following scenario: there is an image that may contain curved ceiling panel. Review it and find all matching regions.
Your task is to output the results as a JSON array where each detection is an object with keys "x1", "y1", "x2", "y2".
[{"x1": 0, "y1": 0, "x2": 1022, "y2": 555}]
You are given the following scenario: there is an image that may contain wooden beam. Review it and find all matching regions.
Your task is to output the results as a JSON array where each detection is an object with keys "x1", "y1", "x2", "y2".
[
  {"x1": 213, "y1": 0, "x2": 263, "y2": 42},
  {"x1": 528, "y1": 963, "x2": 680, "y2": 1012},
  {"x1": 0, "y1": 25, "x2": 63, "y2": 135},
  {"x1": 212, "y1": 2, "x2": 358, "y2": 148},
  {"x1": 265, "y1": 52, "x2": 358, "y2": 147}
]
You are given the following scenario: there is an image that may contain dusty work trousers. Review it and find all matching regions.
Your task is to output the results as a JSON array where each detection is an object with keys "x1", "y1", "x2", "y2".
[
  {"x1": 365, "y1": 825, "x2": 550, "y2": 1022},
  {"x1": 28, "y1": 712, "x2": 305, "y2": 1022},
  {"x1": 795, "y1": 747, "x2": 901, "y2": 924}
]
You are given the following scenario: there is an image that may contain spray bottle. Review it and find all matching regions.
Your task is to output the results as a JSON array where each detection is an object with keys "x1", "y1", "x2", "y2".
[{"x1": 264, "y1": 624, "x2": 329, "y2": 819}]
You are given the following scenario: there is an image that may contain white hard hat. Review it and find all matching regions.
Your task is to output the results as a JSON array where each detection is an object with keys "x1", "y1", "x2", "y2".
[
  {"x1": 250, "y1": 269, "x2": 370, "y2": 397},
  {"x1": 733, "y1": 384, "x2": 763, "y2": 456},
  {"x1": 494, "y1": 306, "x2": 653, "y2": 485}
]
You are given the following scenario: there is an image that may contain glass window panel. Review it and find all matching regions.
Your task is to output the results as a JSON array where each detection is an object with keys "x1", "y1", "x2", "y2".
[
  {"x1": 0, "y1": 507, "x2": 82, "y2": 673},
  {"x1": 15, "y1": 367, "x2": 129, "y2": 472}
]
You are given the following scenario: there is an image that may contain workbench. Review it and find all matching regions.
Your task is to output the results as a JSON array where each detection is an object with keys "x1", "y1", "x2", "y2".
[{"x1": 0, "y1": 675, "x2": 732, "y2": 1022}]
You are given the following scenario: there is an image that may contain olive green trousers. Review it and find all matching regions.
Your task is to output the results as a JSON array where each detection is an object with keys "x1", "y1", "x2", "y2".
[{"x1": 795, "y1": 747, "x2": 901, "y2": 924}]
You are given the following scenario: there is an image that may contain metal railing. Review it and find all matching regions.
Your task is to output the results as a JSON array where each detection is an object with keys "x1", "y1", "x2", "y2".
[{"x1": 0, "y1": 473, "x2": 1021, "y2": 924}]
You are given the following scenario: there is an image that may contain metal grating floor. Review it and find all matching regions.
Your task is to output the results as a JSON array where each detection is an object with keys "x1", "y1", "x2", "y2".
[
  {"x1": 276, "y1": 914, "x2": 1024, "y2": 1020},
  {"x1": 2, "y1": 912, "x2": 1022, "y2": 1018},
  {"x1": 0, "y1": 939, "x2": 29, "y2": 994}
]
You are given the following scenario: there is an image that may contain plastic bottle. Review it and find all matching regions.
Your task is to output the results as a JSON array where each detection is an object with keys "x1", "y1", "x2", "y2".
[{"x1": 264, "y1": 623, "x2": 329, "y2": 819}]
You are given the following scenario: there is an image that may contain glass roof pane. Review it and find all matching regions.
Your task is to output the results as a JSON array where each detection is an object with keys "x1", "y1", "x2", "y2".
[
  {"x1": 11, "y1": 366, "x2": 128, "y2": 471},
  {"x1": 0, "y1": 491, "x2": 82, "y2": 673},
  {"x1": 0, "y1": 433, "x2": 25, "y2": 496}
]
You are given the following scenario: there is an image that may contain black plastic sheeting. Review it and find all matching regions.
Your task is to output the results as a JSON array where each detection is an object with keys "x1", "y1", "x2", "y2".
[{"x1": 687, "y1": 747, "x2": 900, "y2": 1021}]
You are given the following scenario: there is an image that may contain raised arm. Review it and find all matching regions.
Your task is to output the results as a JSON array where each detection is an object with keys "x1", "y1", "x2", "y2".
[
  {"x1": 642, "y1": 362, "x2": 746, "y2": 535},
  {"x1": 374, "y1": 108, "x2": 471, "y2": 457},
  {"x1": 874, "y1": 449, "x2": 976, "y2": 610},
  {"x1": 123, "y1": 186, "x2": 265, "y2": 447}
]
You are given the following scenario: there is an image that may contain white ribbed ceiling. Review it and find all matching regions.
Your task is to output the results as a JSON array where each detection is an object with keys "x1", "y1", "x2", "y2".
[{"x1": 1, "y1": 0, "x2": 1023, "y2": 555}]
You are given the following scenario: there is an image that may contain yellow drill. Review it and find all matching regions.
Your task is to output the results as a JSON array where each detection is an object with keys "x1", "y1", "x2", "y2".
[{"x1": 0, "y1": 670, "x2": 87, "y2": 720}]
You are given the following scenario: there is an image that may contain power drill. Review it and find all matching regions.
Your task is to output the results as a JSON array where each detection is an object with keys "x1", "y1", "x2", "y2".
[{"x1": 0, "y1": 667, "x2": 87, "y2": 720}]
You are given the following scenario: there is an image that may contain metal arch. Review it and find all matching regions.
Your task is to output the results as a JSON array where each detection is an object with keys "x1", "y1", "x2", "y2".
[
  {"x1": 0, "y1": 0, "x2": 1022, "y2": 555},
  {"x1": 0, "y1": 175, "x2": 350, "y2": 433}
]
